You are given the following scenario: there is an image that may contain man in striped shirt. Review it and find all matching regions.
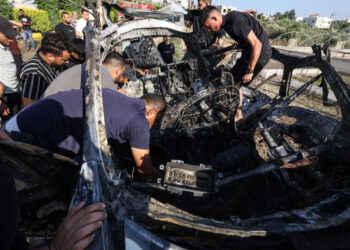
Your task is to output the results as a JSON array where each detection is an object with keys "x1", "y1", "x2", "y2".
[{"x1": 21, "y1": 33, "x2": 70, "y2": 107}]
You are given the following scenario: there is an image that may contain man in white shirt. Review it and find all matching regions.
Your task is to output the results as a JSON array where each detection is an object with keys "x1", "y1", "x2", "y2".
[
  {"x1": 0, "y1": 17, "x2": 21, "y2": 121},
  {"x1": 75, "y1": 9, "x2": 90, "y2": 39}
]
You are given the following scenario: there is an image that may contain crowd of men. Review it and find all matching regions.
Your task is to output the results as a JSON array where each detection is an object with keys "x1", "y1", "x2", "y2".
[{"x1": 0, "y1": 1, "x2": 272, "y2": 249}]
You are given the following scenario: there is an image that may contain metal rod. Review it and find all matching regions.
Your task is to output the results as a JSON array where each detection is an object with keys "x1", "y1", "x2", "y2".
[{"x1": 217, "y1": 144, "x2": 330, "y2": 187}]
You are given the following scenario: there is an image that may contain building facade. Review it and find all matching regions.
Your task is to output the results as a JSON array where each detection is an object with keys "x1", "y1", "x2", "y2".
[
  {"x1": 302, "y1": 16, "x2": 332, "y2": 29},
  {"x1": 215, "y1": 5, "x2": 237, "y2": 15},
  {"x1": 8, "y1": 0, "x2": 37, "y2": 9}
]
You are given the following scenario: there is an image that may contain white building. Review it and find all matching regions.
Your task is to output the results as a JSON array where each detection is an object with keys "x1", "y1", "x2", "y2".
[
  {"x1": 302, "y1": 16, "x2": 332, "y2": 29},
  {"x1": 216, "y1": 5, "x2": 237, "y2": 15},
  {"x1": 295, "y1": 17, "x2": 304, "y2": 22},
  {"x1": 346, "y1": 18, "x2": 350, "y2": 23},
  {"x1": 163, "y1": 0, "x2": 188, "y2": 8},
  {"x1": 8, "y1": 0, "x2": 37, "y2": 9}
]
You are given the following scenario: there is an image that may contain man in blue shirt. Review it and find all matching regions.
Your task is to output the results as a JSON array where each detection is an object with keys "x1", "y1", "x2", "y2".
[{"x1": 4, "y1": 89, "x2": 166, "y2": 181}]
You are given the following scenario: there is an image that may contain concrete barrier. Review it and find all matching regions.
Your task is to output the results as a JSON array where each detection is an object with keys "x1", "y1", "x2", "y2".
[
  {"x1": 274, "y1": 46, "x2": 350, "y2": 59},
  {"x1": 261, "y1": 68, "x2": 322, "y2": 79},
  {"x1": 287, "y1": 39, "x2": 298, "y2": 48}
]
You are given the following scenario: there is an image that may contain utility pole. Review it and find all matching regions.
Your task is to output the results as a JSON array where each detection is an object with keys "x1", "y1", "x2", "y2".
[{"x1": 188, "y1": 0, "x2": 192, "y2": 10}]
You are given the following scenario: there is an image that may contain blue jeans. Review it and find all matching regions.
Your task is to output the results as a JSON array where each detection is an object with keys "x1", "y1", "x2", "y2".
[{"x1": 23, "y1": 30, "x2": 35, "y2": 49}]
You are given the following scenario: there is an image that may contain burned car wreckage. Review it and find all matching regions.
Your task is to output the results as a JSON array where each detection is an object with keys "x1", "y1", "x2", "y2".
[{"x1": 1, "y1": 2, "x2": 350, "y2": 249}]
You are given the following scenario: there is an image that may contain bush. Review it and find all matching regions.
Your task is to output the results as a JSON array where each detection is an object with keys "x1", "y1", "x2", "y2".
[
  {"x1": 0, "y1": 0, "x2": 12, "y2": 19},
  {"x1": 12, "y1": 8, "x2": 51, "y2": 33},
  {"x1": 35, "y1": 0, "x2": 59, "y2": 30}
]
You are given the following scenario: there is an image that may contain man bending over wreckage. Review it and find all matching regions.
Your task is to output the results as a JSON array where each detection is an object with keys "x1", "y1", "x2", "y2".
[
  {"x1": 201, "y1": 6, "x2": 272, "y2": 121},
  {"x1": 2, "y1": 89, "x2": 166, "y2": 181}
]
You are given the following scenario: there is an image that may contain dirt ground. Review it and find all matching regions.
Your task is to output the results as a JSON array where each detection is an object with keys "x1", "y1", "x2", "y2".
[{"x1": 16, "y1": 38, "x2": 41, "y2": 62}]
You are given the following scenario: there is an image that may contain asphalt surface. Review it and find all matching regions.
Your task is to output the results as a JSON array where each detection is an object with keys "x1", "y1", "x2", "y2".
[{"x1": 270, "y1": 48, "x2": 350, "y2": 76}]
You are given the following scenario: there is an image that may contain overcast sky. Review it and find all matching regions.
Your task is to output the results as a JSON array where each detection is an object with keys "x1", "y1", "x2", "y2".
[{"x1": 212, "y1": 0, "x2": 350, "y2": 20}]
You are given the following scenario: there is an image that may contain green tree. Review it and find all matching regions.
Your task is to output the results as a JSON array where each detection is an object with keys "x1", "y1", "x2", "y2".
[
  {"x1": 35, "y1": 0, "x2": 60, "y2": 29},
  {"x1": 257, "y1": 13, "x2": 264, "y2": 21},
  {"x1": 0, "y1": 0, "x2": 12, "y2": 19},
  {"x1": 285, "y1": 9, "x2": 296, "y2": 20}
]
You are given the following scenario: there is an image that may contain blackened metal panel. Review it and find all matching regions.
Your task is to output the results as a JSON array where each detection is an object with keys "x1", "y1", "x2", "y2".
[{"x1": 124, "y1": 219, "x2": 185, "y2": 250}]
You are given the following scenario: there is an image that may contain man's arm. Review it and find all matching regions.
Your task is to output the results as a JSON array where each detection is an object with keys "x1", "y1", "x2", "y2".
[
  {"x1": 0, "y1": 82, "x2": 10, "y2": 117},
  {"x1": 210, "y1": 29, "x2": 226, "y2": 49},
  {"x1": 76, "y1": 30, "x2": 84, "y2": 39},
  {"x1": 242, "y1": 30, "x2": 262, "y2": 83},
  {"x1": 131, "y1": 147, "x2": 161, "y2": 181},
  {"x1": 9, "y1": 20, "x2": 23, "y2": 28},
  {"x1": 171, "y1": 44, "x2": 175, "y2": 56},
  {"x1": 75, "y1": 21, "x2": 84, "y2": 39}
]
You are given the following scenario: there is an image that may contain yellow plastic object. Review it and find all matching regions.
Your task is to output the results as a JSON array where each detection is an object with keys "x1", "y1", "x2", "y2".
[{"x1": 32, "y1": 33, "x2": 42, "y2": 40}]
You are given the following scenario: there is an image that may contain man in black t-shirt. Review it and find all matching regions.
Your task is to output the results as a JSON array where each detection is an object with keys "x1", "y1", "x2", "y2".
[
  {"x1": 201, "y1": 6, "x2": 271, "y2": 121},
  {"x1": 18, "y1": 9, "x2": 35, "y2": 51},
  {"x1": 55, "y1": 12, "x2": 76, "y2": 43},
  {"x1": 185, "y1": 0, "x2": 226, "y2": 50},
  {"x1": 157, "y1": 37, "x2": 175, "y2": 72}
]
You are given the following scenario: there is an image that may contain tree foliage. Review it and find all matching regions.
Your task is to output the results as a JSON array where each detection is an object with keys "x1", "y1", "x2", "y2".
[
  {"x1": 0, "y1": 0, "x2": 12, "y2": 19},
  {"x1": 35, "y1": 0, "x2": 83, "y2": 30}
]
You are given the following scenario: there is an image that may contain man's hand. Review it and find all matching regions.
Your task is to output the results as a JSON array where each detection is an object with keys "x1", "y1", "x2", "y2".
[
  {"x1": 131, "y1": 147, "x2": 162, "y2": 181},
  {"x1": 209, "y1": 43, "x2": 220, "y2": 50},
  {"x1": 0, "y1": 129, "x2": 12, "y2": 141},
  {"x1": 242, "y1": 73, "x2": 253, "y2": 83},
  {"x1": 50, "y1": 202, "x2": 107, "y2": 250},
  {"x1": 0, "y1": 100, "x2": 10, "y2": 117}
]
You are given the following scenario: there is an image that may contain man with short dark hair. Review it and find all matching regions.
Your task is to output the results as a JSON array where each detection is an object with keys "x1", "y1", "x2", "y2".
[
  {"x1": 63, "y1": 38, "x2": 85, "y2": 70},
  {"x1": 55, "y1": 12, "x2": 75, "y2": 43},
  {"x1": 76, "y1": 9, "x2": 90, "y2": 39},
  {"x1": 18, "y1": 9, "x2": 35, "y2": 52},
  {"x1": 42, "y1": 51, "x2": 125, "y2": 98},
  {"x1": 4, "y1": 89, "x2": 166, "y2": 181},
  {"x1": 20, "y1": 33, "x2": 70, "y2": 107},
  {"x1": 201, "y1": 6, "x2": 271, "y2": 121}
]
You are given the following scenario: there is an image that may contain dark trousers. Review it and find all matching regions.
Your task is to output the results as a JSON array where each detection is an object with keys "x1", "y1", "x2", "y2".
[
  {"x1": 12, "y1": 54, "x2": 23, "y2": 78},
  {"x1": 231, "y1": 49, "x2": 272, "y2": 84}
]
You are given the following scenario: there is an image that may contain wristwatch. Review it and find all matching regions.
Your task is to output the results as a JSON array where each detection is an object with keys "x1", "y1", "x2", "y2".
[{"x1": 246, "y1": 69, "x2": 254, "y2": 74}]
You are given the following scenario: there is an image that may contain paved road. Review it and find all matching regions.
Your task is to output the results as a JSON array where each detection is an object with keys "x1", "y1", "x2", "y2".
[{"x1": 270, "y1": 48, "x2": 350, "y2": 76}]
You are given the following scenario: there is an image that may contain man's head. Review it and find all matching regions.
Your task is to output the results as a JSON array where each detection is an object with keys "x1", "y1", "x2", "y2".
[
  {"x1": 198, "y1": 0, "x2": 211, "y2": 10},
  {"x1": 164, "y1": 37, "x2": 170, "y2": 45},
  {"x1": 19, "y1": 9, "x2": 24, "y2": 16},
  {"x1": 0, "y1": 18, "x2": 18, "y2": 47},
  {"x1": 61, "y1": 12, "x2": 72, "y2": 25},
  {"x1": 72, "y1": 11, "x2": 79, "y2": 19},
  {"x1": 201, "y1": 6, "x2": 223, "y2": 33},
  {"x1": 103, "y1": 52, "x2": 126, "y2": 84},
  {"x1": 40, "y1": 33, "x2": 70, "y2": 68},
  {"x1": 70, "y1": 38, "x2": 85, "y2": 62},
  {"x1": 81, "y1": 9, "x2": 90, "y2": 21},
  {"x1": 141, "y1": 94, "x2": 167, "y2": 128}
]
